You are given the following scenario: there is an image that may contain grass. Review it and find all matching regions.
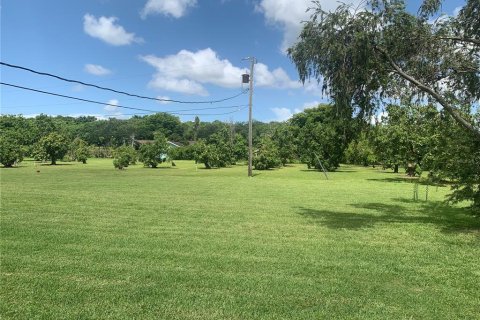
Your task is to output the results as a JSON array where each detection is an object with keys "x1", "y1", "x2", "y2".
[{"x1": 1, "y1": 159, "x2": 479, "y2": 319}]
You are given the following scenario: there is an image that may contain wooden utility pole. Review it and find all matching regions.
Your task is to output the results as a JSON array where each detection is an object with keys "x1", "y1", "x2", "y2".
[{"x1": 244, "y1": 57, "x2": 256, "y2": 177}]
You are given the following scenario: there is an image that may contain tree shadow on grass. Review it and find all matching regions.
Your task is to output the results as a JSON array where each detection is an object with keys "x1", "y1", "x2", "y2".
[
  {"x1": 366, "y1": 177, "x2": 417, "y2": 183},
  {"x1": 297, "y1": 200, "x2": 480, "y2": 235},
  {"x1": 366, "y1": 177, "x2": 450, "y2": 187}
]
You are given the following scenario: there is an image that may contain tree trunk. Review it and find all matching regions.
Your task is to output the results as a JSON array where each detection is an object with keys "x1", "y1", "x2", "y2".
[
  {"x1": 51, "y1": 158, "x2": 56, "y2": 165},
  {"x1": 394, "y1": 164, "x2": 399, "y2": 173}
]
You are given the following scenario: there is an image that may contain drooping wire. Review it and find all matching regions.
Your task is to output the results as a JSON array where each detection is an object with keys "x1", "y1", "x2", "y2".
[
  {"x1": 0, "y1": 82, "x2": 248, "y2": 116},
  {"x1": 105, "y1": 106, "x2": 248, "y2": 117},
  {"x1": 0, "y1": 61, "x2": 248, "y2": 104}
]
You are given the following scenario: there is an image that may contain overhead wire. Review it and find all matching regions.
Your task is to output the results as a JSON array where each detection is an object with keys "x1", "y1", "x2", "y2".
[
  {"x1": 105, "y1": 106, "x2": 248, "y2": 117},
  {"x1": 0, "y1": 82, "x2": 248, "y2": 117},
  {"x1": 0, "y1": 61, "x2": 248, "y2": 104}
]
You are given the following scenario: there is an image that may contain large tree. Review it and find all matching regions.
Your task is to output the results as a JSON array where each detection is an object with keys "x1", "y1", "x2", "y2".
[
  {"x1": 288, "y1": 0, "x2": 479, "y2": 139},
  {"x1": 290, "y1": 104, "x2": 351, "y2": 171},
  {"x1": 35, "y1": 132, "x2": 70, "y2": 165}
]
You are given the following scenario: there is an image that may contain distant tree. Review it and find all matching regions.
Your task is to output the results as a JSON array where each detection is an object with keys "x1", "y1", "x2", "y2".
[
  {"x1": 144, "y1": 113, "x2": 183, "y2": 140},
  {"x1": 197, "y1": 120, "x2": 228, "y2": 140},
  {"x1": 139, "y1": 133, "x2": 168, "y2": 168},
  {"x1": 0, "y1": 134, "x2": 24, "y2": 167},
  {"x1": 290, "y1": 105, "x2": 347, "y2": 171},
  {"x1": 232, "y1": 133, "x2": 248, "y2": 162},
  {"x1": 272, "y1": 124, "x2": 297, "y2": 166},
  {"x1": 194, "y1": 116, "x2": 200, "y2": 141},
  {"x1": 193, "y1": 140, "x2": 220, "y2": 169},
  {"x1": 345, "y1": 131, "x2": 377, "y2": 167},
  {"x1": 35, "y1": 132, "x2": 70, "y2": 165},
  {"x1": 373, "y1": 104, "x2": 438, "y2": 175},
  {"x1": 0, "y1": 115, "x2": 35, "y2": 149},
  {"x1": 208, "y1": 127, "x2": 235, "y2": 167},
  {"x1": 423, "y1": 108, "x2": 480, "y2": 212},
  {"x1": 113, "y1": 145, "x2": 137, "y2": 170},
  {"x1": 70, "y1": 138, "x2": 90, "y2": 164},
  {"x1": 253, "y1": 135, "x2": 281, "y2": 170}
]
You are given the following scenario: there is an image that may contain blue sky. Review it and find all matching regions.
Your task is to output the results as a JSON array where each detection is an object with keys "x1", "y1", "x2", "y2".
[{"x1": 0, "y1": 0, "x2": 465, "y2": 122}]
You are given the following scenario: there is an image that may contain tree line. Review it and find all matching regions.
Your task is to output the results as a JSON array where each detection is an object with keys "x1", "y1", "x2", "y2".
[{"x1": 1, "y1": 100, "x2": 478, "y2": 213}]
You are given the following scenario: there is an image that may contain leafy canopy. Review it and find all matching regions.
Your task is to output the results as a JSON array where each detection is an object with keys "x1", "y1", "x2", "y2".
[{"x1": 288, "y1": 0, "x2": 479, "y2": 139}]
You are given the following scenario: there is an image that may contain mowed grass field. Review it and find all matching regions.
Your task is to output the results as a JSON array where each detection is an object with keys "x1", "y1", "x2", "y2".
[{"x1": 1, "y1": 159, "x2": 479, "y2": 319}]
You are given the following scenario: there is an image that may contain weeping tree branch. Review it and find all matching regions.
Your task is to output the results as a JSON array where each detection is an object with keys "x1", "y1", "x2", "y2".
[
  {"x1": 374, "y1": 46, "x2": 480, "y2": 141},
  {"x1": 438, "y1": 36, "x2": 480, "y2": 46}
]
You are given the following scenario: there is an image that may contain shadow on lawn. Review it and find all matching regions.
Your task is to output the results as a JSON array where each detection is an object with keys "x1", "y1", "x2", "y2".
[
  {"x1": 297, "y1": 200, "x2": 480, "y2": 234},
  {"x1": 366, "y1": 177, "x2": 418, "y2": 184},
  {"x1": 366, "y1": 176, "x2": 451, "y2": 187}
]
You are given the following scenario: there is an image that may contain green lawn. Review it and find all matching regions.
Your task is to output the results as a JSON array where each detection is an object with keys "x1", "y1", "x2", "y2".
[{"x1": 1, "y1": 159, "x2": 479, "y2": 319}]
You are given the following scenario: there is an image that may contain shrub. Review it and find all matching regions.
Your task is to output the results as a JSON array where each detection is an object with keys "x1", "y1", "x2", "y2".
[
  {"x1": 113, "y1": 146, "x2": 137, "y2": 170},
  {"x1": 253, "y1": 136, "x2": 281, "y2": 170},
  {"x1": 0, "y1": 135, "x2": 24, "y2": 167}
]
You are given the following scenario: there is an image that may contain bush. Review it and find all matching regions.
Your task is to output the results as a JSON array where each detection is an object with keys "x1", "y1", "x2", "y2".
[
  {"x1": 193, "y1": 140, "x2": 219, "y2": 169},
  {"x1": 0, "y1": 135, "x2": 24, "y2": 167},
  {"x1": 253, "y1": 136, "x2": 281, "y2": 170},
  {"x1": 138, "y1": 134, "x2": 168, "y2": 168},
  {"x1": 169, "y1": 145, "x2": 195, "y2": 160},
  {"x1": 70, "y1": 138, "x2": 90, "y2": 164},
  {"x1": 113, "y1": 146, "x2": 137, "y2": 170},
  {"x1": 90, "y1": 146, "x2": 114, "y2": 158}
]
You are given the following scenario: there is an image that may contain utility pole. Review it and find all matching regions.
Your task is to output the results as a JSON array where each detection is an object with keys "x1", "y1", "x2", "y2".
[{"x1": 243, "y1": 57, "x2": 257, "y2": 177}]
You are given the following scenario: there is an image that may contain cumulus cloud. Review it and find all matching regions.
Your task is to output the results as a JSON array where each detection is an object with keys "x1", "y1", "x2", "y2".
[
  {"x1": 104, "y1": 99, "x2": 119, "y2": 111},
  {"x1": 270, "y1": 101, "x2": 320, "y2": 122},
  {"x1": 83, "y1": 14, "x2": 143, "y2": 46},
  {"x1": 141, "y1": 0, "x2": 197, "y2": 18},
  {"x1": 271, "y1": 100, "x2": 320, "y2": 122},
  {"x1": 84, "y1": 64, "x2": 112, "y2": 76},
  {"x1": 271, "y1": 107, "x2": 294, "y2": 122},
  {"x1": 256, "y1": 0, "x2": 361, "y2": 52},
  {"x1": 140, "y1": 48, "x2": 301, "y2": 95}
]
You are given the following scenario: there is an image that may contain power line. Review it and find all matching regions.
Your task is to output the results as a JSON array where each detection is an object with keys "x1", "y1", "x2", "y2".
[
  {"x1": 106, "y1": 106, "x2": 248, "y2": 117},
  {"x1": 0, "y1": 61, "x2": 248, "y2": 104},
  {"x1": 0, "y1": 82, "x2": 248, "y2": 116},
  {"x1": 2, "y1": 101, "x2": 247, "y2": 113}
]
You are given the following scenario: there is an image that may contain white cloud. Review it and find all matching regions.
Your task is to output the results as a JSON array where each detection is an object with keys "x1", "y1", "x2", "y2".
[
  {"x1": 271, "y1": 100, "x2": 321, "y2": 122},
  {"x1": 140, "y1": 48, "x2": 300, "y2": 95},
  {"x1": 104, "y1": 99, "x2": 119, "y2": 111},
  {"x1": 149, "y1": 76, "x2": 208, "y2": 96},
  {"x1": 453, "y1": 6, "x2": 462, "y2": 17},
  {"x1": 72, "y1": 84, "x2": 86, "y2": 92},
  {"x1": 271, "y1": 107, "x2": 294, "y2": 122},
  {"x1": 157, "y1": 96, "x2": 171, "y2": 104},
  {"x1": 295, "y1": 100, "x2": 320, "y2": 113},
  {"x1": 83, "y1": 14, "x2": 143, "y2": 46},
  {"x1": 256, "y1": 0, "x2": 361, "y2": 52},
  {"x1": 141, "y1": 0, "x2": 197, "y2": 18},
  {"x1": 84, "y1": 64, "x2": 112, "y2": 76}
]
